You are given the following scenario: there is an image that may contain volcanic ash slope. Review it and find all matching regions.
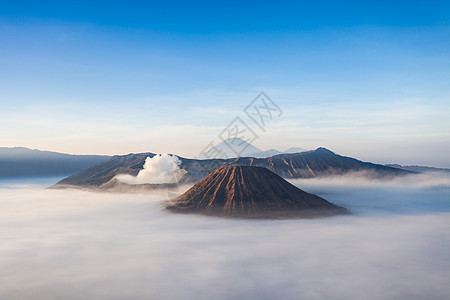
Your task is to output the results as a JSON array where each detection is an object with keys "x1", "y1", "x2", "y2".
[{"x1": 167, "y1": 166, "x2": 349, "y2": 218}]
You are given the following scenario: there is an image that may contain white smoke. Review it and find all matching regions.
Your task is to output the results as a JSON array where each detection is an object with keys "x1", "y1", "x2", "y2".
[{"x1": 115, "y1": 154, "x2": 187, "y2": 184}]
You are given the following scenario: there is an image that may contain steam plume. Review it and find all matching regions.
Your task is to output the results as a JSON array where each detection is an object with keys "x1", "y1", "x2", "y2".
[{"x1": 115, "y1": 154, "x2": 187, "y2": 184}]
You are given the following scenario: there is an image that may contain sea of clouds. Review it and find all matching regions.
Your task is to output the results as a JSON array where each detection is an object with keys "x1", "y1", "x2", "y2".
[{"x1": 0, "y1": 173, "x2": 449, "y2": 300}]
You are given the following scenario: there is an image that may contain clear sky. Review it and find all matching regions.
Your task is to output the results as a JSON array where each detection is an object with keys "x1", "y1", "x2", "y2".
[{"x1": 1, "y1": 1, "x2": 449, "y2": 167}]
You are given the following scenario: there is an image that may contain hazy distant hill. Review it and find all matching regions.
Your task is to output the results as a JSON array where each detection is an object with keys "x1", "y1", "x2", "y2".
[
  {"x1": 0, "y1": 147, "x2": 110, "y2": 177},
  {"x1": 386, "y1": 164, "x2": 450, "y2": 173},
  {"x1": 198, "y1": 137, "x2": 262, "y2": 158},
  {"x1": 199, "y1": 137, "x2": 308, "y2": 159},
  {"x1": 57, "y1": 147, "x2": 411, "y2": 188}
]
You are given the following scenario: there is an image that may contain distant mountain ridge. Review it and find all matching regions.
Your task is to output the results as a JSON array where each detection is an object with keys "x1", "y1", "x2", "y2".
[
  {"x1": 0, "y1": 147, "x2": 110, "y2": 177},
  {"x1": 199, "y1": 138, "x2": 307, "y2": 159},
  {"x1": 56, "y1": 147, "x2": 411, "y2": 188},
  {"x1": 198, "y1": 137, "x2": 261, "y2": 159},
  {"x1": 246, "y1": 147, "x2": 309, "y2": 158},
  {"x1": 386, "y1": 164, "x2": 450, "y2": 173}
]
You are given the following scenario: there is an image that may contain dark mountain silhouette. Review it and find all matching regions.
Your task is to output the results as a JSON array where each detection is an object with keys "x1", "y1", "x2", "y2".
[
  {"x1": 166, "y1": 166, "x2": 348, "y2": 218},
  {"x1": 56, "y1": 152, "x2": 152, "y2": 186},
  {"x1": 56, "y1": 147, "x2": 411, "y2": 188},
  {"x1": 221, "y1": 147, "x2": 412, "y2": 178},
  {"x1": 0, "y1": 147, "x2": 110, "y2": 177}
]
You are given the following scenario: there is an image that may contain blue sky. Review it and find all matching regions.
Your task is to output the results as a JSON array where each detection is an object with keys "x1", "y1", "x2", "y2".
[{"x1": 1, "y1": 1, "x2": 449, "y2": 166}]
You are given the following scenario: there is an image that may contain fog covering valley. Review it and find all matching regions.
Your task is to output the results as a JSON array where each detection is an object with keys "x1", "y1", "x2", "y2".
[{"x1": 1, "y1": 173, "x2": 449, "y2": 300}]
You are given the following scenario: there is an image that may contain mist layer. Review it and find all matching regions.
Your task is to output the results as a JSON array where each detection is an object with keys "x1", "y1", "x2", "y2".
[{"x1": 0, "y1": 175, "x2": 449, "y2": 299}]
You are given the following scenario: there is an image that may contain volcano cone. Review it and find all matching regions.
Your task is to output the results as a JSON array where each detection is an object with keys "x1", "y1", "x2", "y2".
[{"x1": 167, "y1": 166, "x2": 349, "y2": 218}]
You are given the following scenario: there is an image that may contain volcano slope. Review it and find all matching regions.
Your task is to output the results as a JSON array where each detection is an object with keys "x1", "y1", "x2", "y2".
[
  {"x1": 55, "y1": 147, "x2": 411, "y2": 189},
  {"x1": 166, "y1": 166, "x2": 349, "y2": 218}
]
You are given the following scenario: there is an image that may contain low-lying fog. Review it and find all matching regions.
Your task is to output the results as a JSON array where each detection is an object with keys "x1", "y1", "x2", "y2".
[{"x1": 1, "y1": 174, "x2": 449, "y2": 300}]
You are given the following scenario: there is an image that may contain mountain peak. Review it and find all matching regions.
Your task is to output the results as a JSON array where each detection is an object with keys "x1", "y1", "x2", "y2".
[
  {"x1": 198, "y1": 139, "x2": 310, "y2": 159},
  {"x1": 226, "y1": 137, "x2": 248, "y2": 143},
  {"x1": 166, "y1": 165, "x2": 349, "y2": 218},
  {"x1": 199, "y1": 138, "x2": 261, "y2": 159},
  {"x1": 314, "y1": 147, "x2": 334, "y2": 154}
]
